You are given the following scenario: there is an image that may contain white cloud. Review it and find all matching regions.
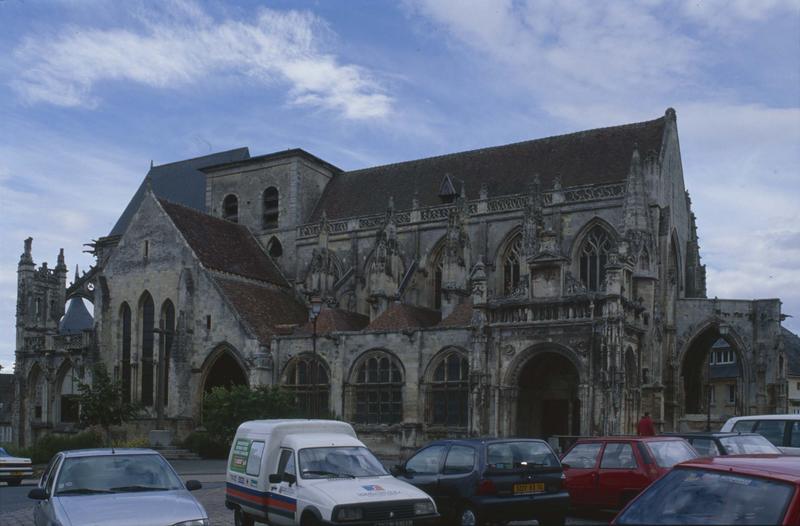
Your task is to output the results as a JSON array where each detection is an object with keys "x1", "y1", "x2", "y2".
[{"x1": 11, "y1": 2, "x2": 392, "y2": 120}]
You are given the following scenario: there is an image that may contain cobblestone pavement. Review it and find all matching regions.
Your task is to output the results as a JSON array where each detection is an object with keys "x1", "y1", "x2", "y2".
[{"x1": 2, "y1": 483, "x2": 608, "y2": 526}]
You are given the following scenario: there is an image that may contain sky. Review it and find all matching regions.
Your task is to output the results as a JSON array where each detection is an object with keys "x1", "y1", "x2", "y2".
[{"x1": 0, "y1": 0, "x2": 798, "y2": 372}]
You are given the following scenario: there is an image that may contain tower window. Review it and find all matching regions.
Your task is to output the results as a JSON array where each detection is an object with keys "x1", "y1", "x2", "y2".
[
  {"x1": 263, "y1": 187, "x2": 279, "y2": 229},
  {"x1": 223, "y1": 195, "x2": 238, "y2": 223},
  {"x1": 502, "y1": 235, "x2": 522, "y2": 295},
  {"x1": 579, "y1": 227, "x2": 613, "y2": 291}
]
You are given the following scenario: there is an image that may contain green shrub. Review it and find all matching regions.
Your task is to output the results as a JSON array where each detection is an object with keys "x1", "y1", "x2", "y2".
[
  {"x1": 26, "y1": 429, "x2": 105, "y2": 464},
  {"x1": 112, "y1": 437, "x2": 149, "y2": 448},
  {"x1": 202, "y1": 385, "x2": 299, "y2": 445},
  {"x1": 181, "y1": 430, "x2": 229, "y2": 459}
]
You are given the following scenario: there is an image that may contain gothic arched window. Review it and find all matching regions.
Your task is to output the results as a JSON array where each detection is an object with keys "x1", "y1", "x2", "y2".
[
  {"x1": 120, "y1": 303, "x2": 132, "y2": 403},
  {"x1": 579, "y1": 227, "x2": 613, "y2": 291},
  {"x1": 432, "y1": 248, "x2": 444, "y2": 309},
  {"x1": 638, "y1": 246, "x2": 650, "y2": 271},
  {"x1": 223, "y1": 194, "x2": 238, "y2": 223},
  {"x1": 263, "y1": 187, "x2": 279, "y2": 229},
  {"x1": 503, "y1": 235, "x2": 522, "y2": 295},
  {"x1": 160, "y1": 300, "x2": 175, "y2": 407},
  {"x1": 354, "y1": 351, "x2": 403, "y2": 424},
  {"x1": 58, "y1": 365, "x2": 79, "y2": 423},
  {"x1": 283, "y1": 355, "x2": 330, "y2": 417},
  {"x1": 429, "y1": 351, "x2": 469, "y2": 427},
  {"x1": 140, "y1": 292, "x2": 155, "y2": 407},
  {"x1": 267, "y1": 237, "x2": 283, "y2": 258}
]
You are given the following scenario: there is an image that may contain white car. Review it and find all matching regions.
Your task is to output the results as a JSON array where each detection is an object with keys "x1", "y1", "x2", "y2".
[
  {"x1": 225, "y1": 419, "x2": 439, "y2": 526},
  {"x1": 0, "y1": 446, "x2": 33, "y2": 486},
  {"x1": 720, "y1": 414, "x2": 800, "y2": 455}
]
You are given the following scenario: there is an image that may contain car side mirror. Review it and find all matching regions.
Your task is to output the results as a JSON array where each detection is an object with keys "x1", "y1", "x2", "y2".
[
  {"x1": 28, "y1": 488, "x2": 48, "y2": 500},
  {"x1": 390, "y1": 464, "x2": 404, "y2": 476},
  {"x1": 185, "y1": 480, "x2": 202, "y2": 491},
  {"x1": 560, "y1": 462, "x2": 570, "y2": 469},
  {"x1": 283, "y1": 473, "x2": 296, "y2": 486}
]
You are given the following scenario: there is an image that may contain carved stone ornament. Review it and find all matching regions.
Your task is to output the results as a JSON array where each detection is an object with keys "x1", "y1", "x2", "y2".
[{"x1": 502, "y1": 344, "x2": 516, "y2": 357}]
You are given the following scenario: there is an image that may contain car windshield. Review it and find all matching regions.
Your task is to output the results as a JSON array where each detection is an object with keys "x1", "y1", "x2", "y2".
[
  {"x1": 298, "y1": 447, "x2": 388, "y2": 479},
  {"x1": 647, "y1": 440, "x2": 697, "y2": 468},
  {"x1": 486, "y1": 441, "x2": 559, "y2": 470},
  {"x1": 719, "y1": 435, "x2": 781, "y2": 455},
  {"x1": 0, "y1": 448, "x2": 9, "y2": 457},
  {"x1": 615, "y1": 467, "x2": 794, "y2": 525},
  {"x1": 55, "y1": 454, "x2": 183, "y2": 495}
]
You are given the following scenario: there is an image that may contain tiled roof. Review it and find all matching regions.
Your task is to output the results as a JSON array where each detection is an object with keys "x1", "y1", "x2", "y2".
[
  {"x1": 161, "y1": 200, "x2": 286, "y2": 286},
  {"x1": 312, "y1": 115, "x2": 667, "y2": 220},
  {"x1": 783, "y1": 328, "x2": 800, "y2": 377},
  {"x1": 110, "y1": 148, "x2": 250, "y2": 236},
  {"x1": 298, "y1": 307, "x2": 370, "y2": 335},
  {"x1": 59, "y1": 297, "x2": 94, "y2": 335},
  {"x1": 213, "y1": 277, "x2": 308, "y2": 343},
  {"x1": 438, "y1": 299, "x2": 474, "y2": 327},
  {"x1": 366, "y1": 303, "x2": 442, "y2": 332}
]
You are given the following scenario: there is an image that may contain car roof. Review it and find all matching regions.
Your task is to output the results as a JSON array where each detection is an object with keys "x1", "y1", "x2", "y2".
[
  {"x1": 282, "y1": 433, "x2": 364, "y2": 450},
  {"x1": 424, "y1": 437, "x2": 549, "y2": 448},
  {"x1": 726, "y1": 414, "x2": 800, "y2": 422},
  {"x1": 664, "y1": 432, "x2": 765, "y2": 439},
  {"x1": 60, "y1": 448, "x2": 162, "y2": 458},
  {"x1": 574, "y1": 435, "x2": 687, "y2": 443},
  {"x1": 677, "y1": 455, "x2": 800, "y2": 484}
]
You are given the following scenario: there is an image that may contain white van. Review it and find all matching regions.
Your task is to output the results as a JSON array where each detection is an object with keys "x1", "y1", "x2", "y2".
[
  {"x1": 225, "y1": 419, "x2": 438, "y2": 526},
  {"x1": 720, "y1": 414, "x2": 800, "y2": 455}
]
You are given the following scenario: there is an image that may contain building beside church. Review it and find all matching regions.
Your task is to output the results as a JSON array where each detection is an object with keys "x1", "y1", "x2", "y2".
[{"x1": 11, "y1": 109, "x2": 799, "y2": 455}]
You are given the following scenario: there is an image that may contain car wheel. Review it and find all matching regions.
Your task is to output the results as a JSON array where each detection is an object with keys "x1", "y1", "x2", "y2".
[
  {"x1": 459, "y1": 506, "x2": 481, "y2": 526},
  {"x1": 8, "y1": 479, "x2": 22, "y2": 487},
  {"x1": 234, "y1": 507, "x2": 255, "y2": 526},
  {"x1": 300, "y1": 512, "x2": 321, "y2": 526}
]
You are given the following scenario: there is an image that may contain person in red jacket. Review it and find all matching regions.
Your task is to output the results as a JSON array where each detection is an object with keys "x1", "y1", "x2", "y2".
[{"x1": 637, "y1": 412, "x2": 656, "y2": 436}]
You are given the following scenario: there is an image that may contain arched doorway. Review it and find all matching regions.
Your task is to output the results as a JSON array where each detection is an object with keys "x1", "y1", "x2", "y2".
[
  {"x1": 202, "y1": 350, "x2": 248, "y2": 393},
  {"x1": 680, "y1": 326, "x2": 744, "y2": 426},
  {"x1": 516, "y1": 352, "x2": 581, "y2": 438}
]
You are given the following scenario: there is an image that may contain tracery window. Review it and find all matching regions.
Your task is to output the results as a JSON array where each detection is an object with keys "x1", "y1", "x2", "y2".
[
  {"x1": 579, "y1": 228, "x2": 613, "y2": 291},
  {"x1": 354, "y1": 352, "x2": 403, "y2": 425},
  {"x1": 432, "y1": 249, "x2": 444, "y2": 309},
  {"x1": 283, "y1": 355, "x2": 330, "y2": 417},
  {"x1": 263, "y1": 187, "x2": 279, "y2": 229},
  {"x1": 120, "y1": 303, "x2": 132, "y2": 403},
  {"x1": 429, "y1": 351, "x2": 469, "y2": 427},
  {"x1": 223, "y1": 194, "x2": 238, "y2": 223},
  {"x1": 140, "y1": 292, "x2": 154, "y2": 407},
  {"x1": 59, "y1": 365, "x2": 79, "y2": 423},
  {"x1": 503, "y1": 235, "x2": 522, "y2": 295},
  {"x1": 638, "y1": 246, "x2": 650, "y2": 271},
  {"x1": 160, "y1": 300, "x2": 175, "y2": 407}
]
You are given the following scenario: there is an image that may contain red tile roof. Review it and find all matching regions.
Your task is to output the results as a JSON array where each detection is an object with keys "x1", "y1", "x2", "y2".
[
  {"x1": 213, "y1": 276, "x2": 308, "y2": 343},
  {"x1": 438, "y1": 299, "x2": 474, "y2": 327},
  {"x1": 160, "y1": 200, "x2": 286, "y2": 286},
  {"x1": 366, "y1": 303, "x2": 442, "y2": 332},
  {"x1": 298, "y1": 307, "x2": 370, "y2": 335}
]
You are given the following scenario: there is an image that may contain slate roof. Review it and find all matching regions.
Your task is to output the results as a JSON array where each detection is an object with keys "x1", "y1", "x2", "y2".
[
  {"x1": 59, "y1": 297, "x2": 94, "y2": 335},
  {"x1": 213, "y1": 277, "x2": 308, "y2": 343},
  {"x1": 311, "y1": 115, "x2": 667, "y2": 220},
  {"x1": 298, "y1": 307, "x2": 370, "y2": 335},
  {"x1": 438, "y1": 299, "x2": 474, "y2": 327},
  {"x1": 783, "y1": 327, "x2": 800, "y2": 377},
  {"x1": 109, "y1": 148, "x2": 250, "y2": 236},
  {"x1": 366, "y1": 303, "x2": 442, "y2": 332},
  {"x1": 160, "y1": 199, "x2": 286, "y2": 286}
]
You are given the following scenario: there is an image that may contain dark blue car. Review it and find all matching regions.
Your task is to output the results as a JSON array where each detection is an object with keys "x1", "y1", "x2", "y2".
[{"x1": 393, "y1": 438, "x2": 569, "y2": 526}]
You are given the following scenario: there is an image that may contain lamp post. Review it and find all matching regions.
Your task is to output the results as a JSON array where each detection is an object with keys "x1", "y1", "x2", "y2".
[{"x1": 310, "y1": 296, "x2": 323, "y2": 418}]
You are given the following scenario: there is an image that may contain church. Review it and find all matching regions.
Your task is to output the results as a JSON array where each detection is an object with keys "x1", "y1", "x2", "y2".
[{"x1": 12, "y1": 109, "x2": 797, "y2": 456}]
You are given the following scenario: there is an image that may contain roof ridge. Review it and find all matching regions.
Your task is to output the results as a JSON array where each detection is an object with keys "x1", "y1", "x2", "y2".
[
  {"x1": 151, "y1": 147, "x2": 250, "y2": 170},
  {"x1": 158, "y1": 197, "x2": 252, "y2": 234},
  {"x1": 342, "y1": 116, "x2": 665, "y2": 177}
]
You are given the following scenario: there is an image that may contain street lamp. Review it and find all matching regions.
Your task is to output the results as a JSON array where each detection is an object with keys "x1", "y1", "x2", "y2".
[{"x1": 310, "y1": 296, "x2": 323, "y2": 418}]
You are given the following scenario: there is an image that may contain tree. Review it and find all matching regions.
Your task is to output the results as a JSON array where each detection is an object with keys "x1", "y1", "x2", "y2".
[
  {"x1": 203, "y1": 385, "x2": 298, "y2": 445},
  {"x1": 78, "y1": 364, "x2": 139, "y2": 445}
]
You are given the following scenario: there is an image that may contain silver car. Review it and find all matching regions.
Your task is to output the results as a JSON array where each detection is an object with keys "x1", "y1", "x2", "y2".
[{"x1": 29, "y1": 448, "x2": 209, "y2": 526}]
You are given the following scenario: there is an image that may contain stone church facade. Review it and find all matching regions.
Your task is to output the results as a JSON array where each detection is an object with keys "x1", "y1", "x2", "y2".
[{"x1": 12, "y1": 109, "x2": 796, "y2": 455}]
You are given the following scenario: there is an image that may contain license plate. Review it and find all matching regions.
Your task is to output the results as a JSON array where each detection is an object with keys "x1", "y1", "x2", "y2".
[
  {"x1": 514, "y1": 482, "x2": 545, "y2": 494},
  {"x1": 375, "y1": 521, "x2": 412, "y2": 526}
]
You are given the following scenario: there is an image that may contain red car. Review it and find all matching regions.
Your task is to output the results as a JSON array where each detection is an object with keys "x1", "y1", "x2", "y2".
[
  {"x1": 613, "y1": 455, "x2": 800, "y2": 525},
  {"x1": 560, "y1": 436, "x2": 697, "y2": 510}
]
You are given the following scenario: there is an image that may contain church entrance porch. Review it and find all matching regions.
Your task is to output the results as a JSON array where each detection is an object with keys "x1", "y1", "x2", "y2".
[
  {"x1": 515, "y1": 352, "x2": 581, "y2": 439},
  {"x1": 201, "y1": 350, "x2": 248, "y2": 393}
]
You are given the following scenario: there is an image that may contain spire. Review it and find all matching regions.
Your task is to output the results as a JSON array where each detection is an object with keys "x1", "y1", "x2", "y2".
[
  {"x1": 56, "y1": 248, "x2": 67, "y2": 271},
  {"x1": 74, "y1": 264, "x2": 80, "y2": 284},
  {"x1": 19, "y1": 237, "x2": 33, "y2": 266},
  {"x1": 623, "y1": 143, "x2": 649, "y2": 234}
]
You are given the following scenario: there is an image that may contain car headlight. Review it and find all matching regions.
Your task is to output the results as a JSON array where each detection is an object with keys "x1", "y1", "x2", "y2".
[
  {"x1": 414, "y1": 500, "x2": 436, "y2": 515},
  {"x1": 171, "y1": 520, "x2": 209, "y2": 526},
  {"x1": 336, "y1": 507, "x2": 363, "y2": 521}
]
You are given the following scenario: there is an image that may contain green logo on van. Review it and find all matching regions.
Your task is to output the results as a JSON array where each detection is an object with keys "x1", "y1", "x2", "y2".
[{"x1": 230, "y1": 438, "x2": 251, "y2": 474}]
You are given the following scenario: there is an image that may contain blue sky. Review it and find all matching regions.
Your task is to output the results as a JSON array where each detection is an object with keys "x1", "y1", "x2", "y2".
[{"x1": 1, "y1": 0, "x2": 798, "y2": 372}]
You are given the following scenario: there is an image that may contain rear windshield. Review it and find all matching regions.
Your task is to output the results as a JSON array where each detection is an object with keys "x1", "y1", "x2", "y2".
[
  {"x1": 615, "y1": 467, "x2": 794, "y2": 525},
  {"x1": 486, "y1": 441, "x2": 559, "y2": 470},
  {"x1": 719, "y1": 435, "x2": 781, "y2": 455},
  {"x1": 647, "y1": 440, "x2": 697, "y2": 467}
]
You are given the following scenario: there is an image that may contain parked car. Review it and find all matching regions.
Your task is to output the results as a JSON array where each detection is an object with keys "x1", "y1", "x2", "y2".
[
  {"x1": 612, "y1": 455, "x2": 800, "y2": 525},
  {"x1": 393, "y1": 438, "x2": 570, "y2": 526},
  {"x1": 0, "y1": 446, "x2": 33, "y2": 486},
  {"x1": 28, "y1": 448, "x2": 207, "y2": 526},
  {"x1": 665, "y1": 431, "x2": 780, "y2": 456},
  {"x1": 225, "y1": 419, "x2": 438, "y2": 526},
  {"x1": 721, "y1": 414, "x2": 800, "y2": 454},
  {"x1": 560, "y1": 436, "x2": 697, "y2": 511}
]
